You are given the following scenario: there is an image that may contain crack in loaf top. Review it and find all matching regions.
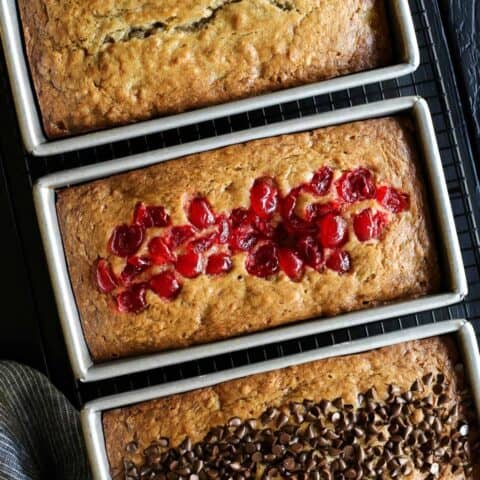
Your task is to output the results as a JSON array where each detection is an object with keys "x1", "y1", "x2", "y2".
[{"x1": 18, "y1": 0, "x2": 392, "y2": 137}]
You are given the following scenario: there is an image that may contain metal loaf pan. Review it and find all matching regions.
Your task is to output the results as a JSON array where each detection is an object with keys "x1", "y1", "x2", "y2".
[
  {"x1": 0, "y1": 0, "x2": 419, "y2": 157},
  {"x1": 33, "y1": 96, "x2": 467, "y2": 382},
  {"x1": 81, "y1": 320, "x2": 480, "y2": 480}
]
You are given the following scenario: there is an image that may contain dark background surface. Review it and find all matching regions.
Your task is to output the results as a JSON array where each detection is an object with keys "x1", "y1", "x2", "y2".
[
  {"x1": 439, "y1": 0, "x2": 480, "y2": 155},
  {"x1": 0, "y1": 0, "x2": 479, "y2": 404}
]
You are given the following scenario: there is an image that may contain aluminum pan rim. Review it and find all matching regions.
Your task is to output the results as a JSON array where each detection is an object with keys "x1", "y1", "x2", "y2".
[
  {"x1": 0, "y1": 0, "x2": 419, "y2": 156},
  {"x1": 33, "y1": 96, "x2": 468, "y2": 382},
  {"x1": 80, "y1": 320, "x2": 480, "y2": 480}
]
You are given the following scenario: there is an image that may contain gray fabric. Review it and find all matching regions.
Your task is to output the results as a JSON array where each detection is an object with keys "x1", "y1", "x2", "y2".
[{"x1": 0, "y1": 362, "x2": 92, "y2": 480}]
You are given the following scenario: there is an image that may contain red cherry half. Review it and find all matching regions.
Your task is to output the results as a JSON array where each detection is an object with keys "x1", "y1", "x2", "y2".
[
  {"x1": 188, "y1": 232, "x2": 217, "y2": 254},
  {"x1": 281, "y1": 187, "x2": 301, "y2": 219},
  {"x1": 206, "y1": 253, "x2": 233, "y2": 275},
  {"x1": 150, "y1": 271, "x2": 182, "y2": 300},
  {"x1": 376, "y1": 186, "x2": 409, "y2": 213},
  {"x1": 305, "y1": 201, "x2": 341, "y2": 222},
  {"x1": 176, "y1": 251, "x2": 203, "y2": 278},
  {"x1": 317, "y1": 213, "x2": 348, "y2": 248},
  {"x1": 305, "y1": 166, "x2": 333, "y2": 196},
  {"x1": 353, "y1": 208, "x2": 388, "y2": 242},
  {"x1": 108, "y1": 224, "x2": 144, "y2": 257},
  {"x1": 116, "y1": 283, "x2": 148, "y2": 313},
  {"x1": 326, "y1": 250, "x2": 352, "y2": 274},
  {"x1": 215, "y1": 215, "x2": 231, "y2": 244},
  {"x1": 187, "y1": 197, "x2": 215, "y2": 230},
  {"x1": 120, "y1": 256, "x2": 151, "y2": 285},
  {"x1": 245, "y1": 243, "x2": 279, "y2": 278},
  {"x1": 336, "y1": 167, "x2": 376, "y2": 203},
  {"x1": 230, "y1": 207, "x2": 252, "y2": 227},
  {"x1": 166, "y1": 225, "x2": 196, "y2": 249},
  {"x1": 148, "y1": 206, "x2": 170, "y2": 227},
  {"x1": 133, "y1": 202, "x2": 150, "y2": 227},
  {"x1": 148, "y1": 237, "x2": 176, "y2": 265},
  {"x1": 250, "y1": 176, "x2": 279, "y2": 220},
  {"x1": 230, "y1": 224, "x2": 261, "y2": 252},
  {"x1": 96, "y1": 259, "x2": 118, "y2": 293},
  {"x1": 296, "y1": 236, "x2": 324, "y2": 271},
  {"x1": 134, "y1": 203, "x2": 171, "y2": 228},
  {"x1": 278, "y1": 248, "x2": 304, "y2": 282}
]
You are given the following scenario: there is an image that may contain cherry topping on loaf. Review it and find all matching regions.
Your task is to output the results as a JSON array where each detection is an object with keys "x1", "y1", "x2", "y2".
[
  {"x1": 150, "y1": 271, "x2": 182, "y2": 300},
  {"x1": 116, "y1": 283, "x2": 148, "y2": 313},
  {"x1": 187, "y1": 197, "x2": 215, "y2": 230},
  {"x1": 305, "y1": 166, "x2": 334, "y2": 196},
  {"x1": 281, "y1": 187, "x2": 301, "y2": 220},
  {"x1": 215, "y1": 216, "x2": 231, "y2": 244},
  {"x1": 206, "y1": 253, "x2": 233, "y2": 275},
  {"x1": 99, "y1": 167, "x2": 409, "y2": 312},
  {"x1": 326, "y1": 250, "x2": 352, "y2": 274},
  {"x1": 134, "y1": 202, "x2": 170, "y2": 228},
  {"x1": 376, "y1": 186, "x2": 409, "y2": 213},
  {"x1": 317, "y1": 213, "x2": 348, "y2": 248},
  {"x1": 121, "y1": 256, "x2": 151, "y2": 285},
  {"x1": 250, "y1": 176, "x2": 279, "y2": 220},
  {"x1": 166, "y1": 225, "x2": 196, "y2": 248},
  {"x1": 246, "y1": 243, "x2": 280, "y2": 278},
  {"x1": 176, "y1": 251, "x2": 203, "y2": 278},
  {"x1": 278, "y1": 248, "x2": 305, "y2": 282},
  {"x1": 230, "y1": 224, "x2": 261, "y2": 252},
  {"x1": 305, "y1": 201, "x2": 341, "y2": 222},
  {"x1": 230, "y1": 207, "x2": 252, "y2": 227},
  {"x1": 109, "y1": 224, "x2": 144, "y2": 257},
  {"x1": 336, "y1": 167, "x2": 376, "y2": 203},
  {"x1": 148, "y1": 237, "x2": 175, "y2": 265},
  {"x1": 96, "y1": 259, "x2": 118, "y2": 293},
  {"x1": 284, "y1": 216, "x2": 317, "y2": 236},
  {"x1": 188, "y1": 232, "x2": 217, "y2": 254},
  {"x1": 296, "y1": 236, "x2": 324, "y2": 271},
  {"x1": 353, "y1": 208, "x2": 388, "y2": 242}
]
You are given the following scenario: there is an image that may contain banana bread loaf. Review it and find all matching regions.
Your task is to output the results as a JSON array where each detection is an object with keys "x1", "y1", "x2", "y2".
[
  {"x1": 18, "y1": 0, "x2": 392, "y2": 138},
  {"x1": 102, "y1": 336, "x2": 480, "y2": 479},
  {"x1": 56, "y1": 116, "x2": 440, "y2": 362}
]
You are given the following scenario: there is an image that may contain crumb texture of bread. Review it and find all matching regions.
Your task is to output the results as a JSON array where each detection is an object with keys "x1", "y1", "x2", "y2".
[
  {"x1": 17, "y1": 0, "x2": 392, "y2": 137},
  {"x1": 56, "y1": 117, "x2": 440, "y2": 362},
  {"x1": 102, "y1": 337, "x2": 479, "y2": 479}
]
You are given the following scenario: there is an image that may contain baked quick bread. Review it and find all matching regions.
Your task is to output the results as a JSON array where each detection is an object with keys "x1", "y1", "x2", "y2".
[
  {"x1": 18, "y1": 0, "x2": 392, "y2": 138},
  {"x1": 102, "y1": 337, "x2": 480, "y2": 479},
  {"x1": 56, "y1": 117, "x2": 440, "y2": 362}
]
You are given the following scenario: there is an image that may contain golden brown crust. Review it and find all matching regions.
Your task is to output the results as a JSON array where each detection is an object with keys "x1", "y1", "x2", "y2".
[
  {"x1": 18, "y1": 0, "x2": 392, "y2": 138},
  {"x1": 56, "y1": 117, "x2": 440, "y2": 362},
  {"x1": 102, "y1": 337, "x2": 478, "y2": 479}
]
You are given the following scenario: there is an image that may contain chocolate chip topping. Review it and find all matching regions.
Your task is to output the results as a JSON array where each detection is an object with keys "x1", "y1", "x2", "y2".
[{"x1": 122, "y1": 371, "x2": 478, "y2": 479}]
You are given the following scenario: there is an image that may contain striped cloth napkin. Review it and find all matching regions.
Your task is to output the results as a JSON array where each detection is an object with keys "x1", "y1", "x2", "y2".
[{"x1": 0, "y1": 362, "x2": 91, "y2": 480}]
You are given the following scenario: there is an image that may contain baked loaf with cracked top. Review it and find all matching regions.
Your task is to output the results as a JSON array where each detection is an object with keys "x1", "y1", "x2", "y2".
[
  {"x1": 56, "y1": 116, "x2": 440, "y2": 362},
  {"x1": 18, "y1": 0, "x2": 392, "y2": 138},
  {"x1": 103, "y1": 337, "x2": 480, "y2": 479}
]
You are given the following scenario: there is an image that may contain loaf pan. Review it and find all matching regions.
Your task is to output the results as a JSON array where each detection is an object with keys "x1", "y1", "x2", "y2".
[
  {"x1": 81, "y1": 319, "x2": 480, "y2": 480},
  {"x1": 33, "y1": 96, "x2": 467, "y2": 382},
  {"x1": 0, "y1": 0, "x2": 419, "y2": 157}
]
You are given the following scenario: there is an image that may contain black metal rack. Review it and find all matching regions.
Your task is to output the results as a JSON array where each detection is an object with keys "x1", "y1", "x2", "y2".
[{"x1": 0, "y1": 0, "x2": 479, "y2": 408}]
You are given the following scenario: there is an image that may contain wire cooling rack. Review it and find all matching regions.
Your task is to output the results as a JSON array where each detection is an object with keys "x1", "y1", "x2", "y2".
[{"x1": 0, "y1": 0, "x2": 479, "y2": 407}]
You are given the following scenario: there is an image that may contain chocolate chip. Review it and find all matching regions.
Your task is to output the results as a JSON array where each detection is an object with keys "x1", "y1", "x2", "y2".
[
  {"x1": 345, "y1": 468, "x2": 357, "y2": 479},
  {"x1": 228, "y1": 417, "x2": 242, "y2": 427},
  {"x1": 283, "y1": 456, "x2": 296, "y2": 471},
  {"x1": 126, "y1": 441, "x2": 138, "y2": 453},
  {"x1": 423, "y1": 373, "x2": 434, "y2": 386},
  {"x1": 411, "y1": 380, "x2": 421, "y2": 392},
  {"x1": 251, "y1": 451, "x2": 263, "y2": 463},
  {"x1": 332, "y1": 397, "x2": 344, "y2": 409}
]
